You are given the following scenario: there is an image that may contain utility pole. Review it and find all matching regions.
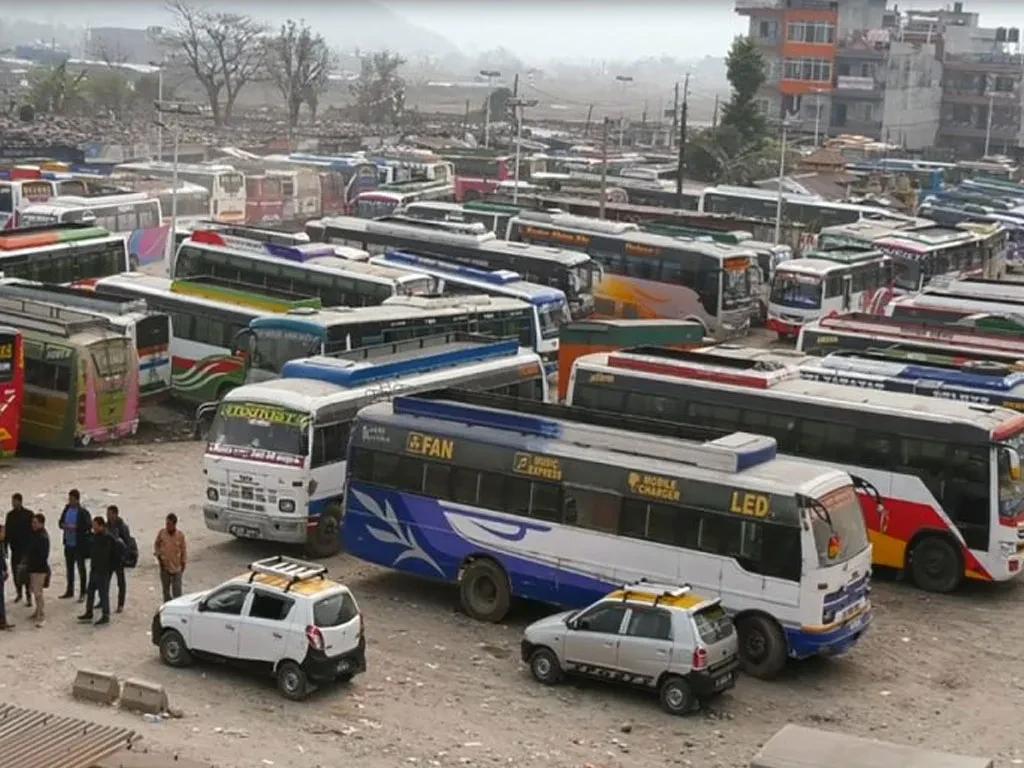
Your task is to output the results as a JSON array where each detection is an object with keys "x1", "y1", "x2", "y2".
[
  {"x1": 463, "y1": 99, "x2": 470, "y2": 134},
  {"x1": 712, "y1": 94, "x2": 719, "y2": 129},
  {"x1": 675, "y1": 73, "x2": 690, "y2": 208},
  {"x1": 985, "y1": 89, "x2": 995, "y2": 158},
  {"x1": 599, "y1": 117, "x2": 610, "y2": 220},
  {"x1": 671, "y1": 81, "x2": 679, "y2": 150},
  {"x1": 154, "y1": 100, "x2": 202, "y2": 272},
  {"x1": 509, "y1": 96, "x2": 538, "y2": 205},
  {"x1": 480, "y1": 69, "x2": 501, "y2": 149},
  {"x1": 584, "y1": 103, "x2": 594, "y2": 139},
  {"x1": 774, "y1": 120, "x2": 789, "y2": 247}
]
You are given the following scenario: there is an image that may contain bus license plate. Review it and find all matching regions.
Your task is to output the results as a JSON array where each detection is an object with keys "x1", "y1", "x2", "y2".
[{"x1": 229, "y1": 525, "x2": 261, "y2": 539}]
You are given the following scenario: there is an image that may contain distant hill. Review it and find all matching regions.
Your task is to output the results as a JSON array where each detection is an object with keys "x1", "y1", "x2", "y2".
[{"x1": 296, "y1": 1, "x2": 461, "y2": 57}]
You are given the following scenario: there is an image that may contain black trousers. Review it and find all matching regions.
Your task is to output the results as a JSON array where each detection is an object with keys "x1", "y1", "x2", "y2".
[
  {"x1": 64, "y1": 546, "x2": 87, "y2": 596},
  {"x1": 9, "y1": 549, "x2": 25, "y2": 597},
  {"x1": 112, "y1": 564, "x2": 126, "y2": 609}
]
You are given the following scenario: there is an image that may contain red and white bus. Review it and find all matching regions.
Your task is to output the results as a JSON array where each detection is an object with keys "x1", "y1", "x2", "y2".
[
  {"x1": 0, "y1": 326, "x2": 24, "y2": 457},
  {"x1": 245, "y1": 175, "x2": 285, "y2": 226},
  {"x1": 874, "y1": 224, "x2": 1003, "y2": 294},
  {"x1": 765, "y1": 249, "x2": 893, "y2": 339},
  {"x1": 567, "y1": 346, "x2": 1024, "y2": 593}
]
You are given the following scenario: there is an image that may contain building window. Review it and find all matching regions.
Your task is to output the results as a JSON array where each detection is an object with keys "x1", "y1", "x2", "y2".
[
  {"x1": 759, "y1": 20, "x2": 780, "y2": 40},
  {"x1": 786, "y1": 22, "x2": 836, "y2": 44},
  {"x1": 783, "y1": 57, "x2": 832, "y2": 83}
]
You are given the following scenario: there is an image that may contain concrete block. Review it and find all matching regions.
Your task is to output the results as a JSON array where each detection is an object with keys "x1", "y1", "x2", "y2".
[
  {"x1": 93, "y1": 750, "x2": 214, "y2": 768},
  {"x1": 72, "y1": 668, "x2": 121, "y2": 705},
  {"x1": 119, "y1": 678, "x2": 168, "y2": 715}
]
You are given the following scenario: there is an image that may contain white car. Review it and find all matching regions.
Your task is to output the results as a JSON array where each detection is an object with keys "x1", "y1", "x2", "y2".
[{"x1": 151, "y1": 556, "x2": 366, "y2": 700}]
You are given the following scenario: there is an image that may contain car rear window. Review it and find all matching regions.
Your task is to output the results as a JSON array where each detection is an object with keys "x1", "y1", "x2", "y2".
[
  {"x1": 313, "y1": 591, "x2": 359, "y2": 628},
  {"x1": 692, "y1": 604, "x2": 734, "y2": 643}
]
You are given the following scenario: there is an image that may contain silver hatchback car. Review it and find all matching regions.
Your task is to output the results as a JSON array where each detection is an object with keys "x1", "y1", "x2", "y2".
[{"x1": 520, "y1": 582, "x2": 739, "y2": 715}]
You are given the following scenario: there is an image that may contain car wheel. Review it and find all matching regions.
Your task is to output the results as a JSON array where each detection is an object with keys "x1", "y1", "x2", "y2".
[
  {"x1": 459, "y1": 559, "x2": 511, "y2": 622},
  {"x1": 737, "y1": 615, "x2": 787, "y2": 679},
  {"x1": 529, "y1": 647, "x2": 563, "y2": 685},
  {"x1": 658, "y1": 676, "x2": 694, "y2": 716},
  {"x1": 910, "y1": 535, "x2": 962, "y2": 593},
  {"x1": 337, "y1": 672, "x2": 354, "y2": 684},
  {"x1": 159, "y1": 629, "x2": 192, "y2": 668},
  {"x1": 276, "y1": 661, "x2": 310, "y2": 701},
  {"x1": 305, "y1": 506, "x2": 342, "y2": 558}
]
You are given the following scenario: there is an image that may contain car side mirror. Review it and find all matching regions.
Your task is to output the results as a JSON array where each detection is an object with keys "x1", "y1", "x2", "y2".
[
  {"x1": 566, "y1": 618, "x2": 578, "y2": 631},
  {"x1": 197, "y1": 601, "x2": 208, "y2": 612}
]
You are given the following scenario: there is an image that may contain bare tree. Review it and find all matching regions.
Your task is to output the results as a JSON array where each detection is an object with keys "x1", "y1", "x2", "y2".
[
  {"x1": 267, "y1": 19, "x2": 332, "y2": 129},
  {"x1": 165, "y1": 1, "x2": 267, "y2": 127},
  {"x1": 349, "y1": 50, "x2": 406, "y2": 126}
]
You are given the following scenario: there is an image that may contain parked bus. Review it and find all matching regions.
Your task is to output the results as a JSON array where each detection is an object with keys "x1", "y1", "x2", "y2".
[
  {"x1": 766, "y1": 250, "x2": 893, "y2": 339},
  {"x1": 240, "y1": 295, "x2": 538, "y2": 383},
  {"x1": 268, "y1": 168, "x2": 321, "y2": 221},
  {"x1": 173, "y1": 231, "x2": 433, "y2": 308},
  {"x1": 397, "y1": 200, "x2": 519, "y2": 238},
  {"x1": 114, "y1": 162, "x2": 245, "y2": 223},
  {"x1": 918, "y1": 203, "x2": 1024, "y2": 273},
  {"x1": 888, "y1": 301, "x2": 1024, "y2": 334},
  {"x1": 0, "y1": 168, "x2": 89, "y2": 230},
  {"x1": 308, "y1": 215, "x2": 600, "y2": 319},
  {"x1": 566, "y1": 346, "x2": 1024, "y2": 594},
  {"x1": 0, "y1": 280, "x2": 171, "y2": 398},
  {"x1": 0, "y1": 295, "x2": 139, "y2": 449},
  {"x1": 507, "y1": 210, "x2": 758, "y2": 338},
  {"x1": 873, "y1": 224, "x2": 1002, "y2": 293},
  {"x1": 816, "y1": 218, "x2": 933, "y2": 251},
  {"x1": 0, "y1": 327, "x2": 24, "y2": 457},
  {"x1": 245, "y1": 174, "x2": 285, "y2": 225},
  {"x1": 353, "y1": 181, "x2": 455, "y2": 219},
  {"x1": 19, "y1": 193, "x2": 165, "y2": 267},
  {"x1": 0, "y1": 224, "x2": 129, "y2": 284},
  {"x1": 921, "y1": 276, "x2": 1024, "y2": 304},
  {"x1": 265, "y1": 154, "x2": 380, "y2": 215},
  {"x1": 86, "y1": 273, "x2": 323, "y2": 404},
  {"x1": 797, "y1": 312, "x2": 1024, "y2": 366},
  {"x1": 204, "y1": 333, "x2": 549, "y2": 556},
  {"x1": 369, "y1": 250, "x2": 570, "y2": 360},
  {"x1": 343, "y1": 388, "x2": 871, "y2": 677}
]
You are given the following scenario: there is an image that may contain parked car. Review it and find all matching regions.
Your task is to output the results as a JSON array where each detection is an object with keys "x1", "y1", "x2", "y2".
[
  {"x1": 151, "y1": 556, "x2": 366, "y2": 700},
  {"x1": 520, "y1": 581, "x2": 739, "y2": 715}
]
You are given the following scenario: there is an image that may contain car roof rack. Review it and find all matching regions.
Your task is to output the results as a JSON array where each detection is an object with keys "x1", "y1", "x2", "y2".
[
  {"x1": 248, "y1": 556, "x2": 328, "y2": 592},
  {"x1": 621, "y1": 579, "x2": 692, "y2": 608}
]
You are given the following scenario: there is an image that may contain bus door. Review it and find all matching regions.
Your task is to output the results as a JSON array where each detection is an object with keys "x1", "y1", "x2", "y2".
[
  {"x1": 307, "y1": 414, "x2": 350, "y2": 543},
  {"x1": 0, "y1": 329, "x2": 23, "y2": 456}
]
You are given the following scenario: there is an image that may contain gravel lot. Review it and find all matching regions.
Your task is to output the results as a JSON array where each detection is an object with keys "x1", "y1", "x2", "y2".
[{"x1": 0, "y1": 436, "x2": 1017, "y2": 768}]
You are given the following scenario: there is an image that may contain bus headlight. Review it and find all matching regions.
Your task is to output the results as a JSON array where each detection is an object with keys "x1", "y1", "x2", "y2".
[
  {"x1": 206, "y1": 488, "x2": 219, "y2": 502},
  {"x1": 279, "y1": 499, "x2": 296, "y2": 513}
]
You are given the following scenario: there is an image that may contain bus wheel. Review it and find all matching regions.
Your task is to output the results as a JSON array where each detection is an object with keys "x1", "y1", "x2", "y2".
[
  {"x1": 459, "y1": 559, "x2": 511, "y2": 622},
  {"x1": 909, "y1": 536, "x2": 962, "y2": 593},
  {"x1": 306, "y1": 507, "x2": 342, "y2": 559},
  {"x1": 736, "y1": 615, "x2": 787, "y2": 679}
]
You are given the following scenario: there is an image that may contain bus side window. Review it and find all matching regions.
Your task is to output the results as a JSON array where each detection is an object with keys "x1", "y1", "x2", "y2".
[
  {"x1": 946, "y1": 445, "x2": 990, "y2": 551},
  {"x1": 856, "y1": 431, "x2": 893, "y2": 468},
  {"x1": 529, "y1": 482, "x2": 562, "y2": 523},
  {"x1": 311, "y1": 422, "x2": 349, "y2": 468},
  {"x1": 567, "y1": 487, "x2": 622, "y2": 534}
]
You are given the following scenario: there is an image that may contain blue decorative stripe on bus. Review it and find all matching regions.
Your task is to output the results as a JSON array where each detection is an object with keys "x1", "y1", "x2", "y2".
[
  {"x1": 139, "y1": 356, "x2": 171, "y2": 372},
  {"x1": 898, "y1": 365, "x2": 1024, "y2": 392},
  {"x1": 800, "y1": 367, "x2": 1020, "y2": 408},
  {"x1": 384, "y1": 250, "x2": 521, "y2": 285},
  {"x1": 392, "y1": 397, "x2": 563, "y2": 439},
  {"x1": 783, "y1": 614, "x2": 870, "y2": 660},
  {"x1": 733, "y1": 440, "x2": 780, "y2": 471},
  {"x1": 281, "y1": 338, "x2": 521, "y2": 387},
  {"x1": 249, "y1": 316, "x2": 327, "y2": 335},
  {"x1": 266, "y1": 242, "x2": 336, "y2": 262}
]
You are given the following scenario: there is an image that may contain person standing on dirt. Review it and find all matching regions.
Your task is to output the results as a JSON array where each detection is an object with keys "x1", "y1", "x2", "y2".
[
  {"x1": 58, "y1": 489, "x2": 91, "y2": 602},
  {"x1": 154, "y1": 513, "x2": 186, "y2": 602},
  {"x1": 106, "y1": 505, "x2": 135, "y2": 613},
  {"x1": 79, "y1": 517, "x2": 116, "y2": 626},
  {"x1": 26, "y1": 514, "x2": 50, "y2": 628},
  {"x1": 5, "y1": 493, "x2": 34, "y2": 608},
  {"x1": 0, "y1": 524, "x2": 12, "y2": 630}
]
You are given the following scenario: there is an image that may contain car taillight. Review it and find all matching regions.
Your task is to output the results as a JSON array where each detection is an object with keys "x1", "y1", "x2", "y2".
[
  {"x1": 692, "y1": 646, "x2": 707, "y2": 671},
  {"x1": 305, "y1": 625, "x2": 324, "y2": 652}
]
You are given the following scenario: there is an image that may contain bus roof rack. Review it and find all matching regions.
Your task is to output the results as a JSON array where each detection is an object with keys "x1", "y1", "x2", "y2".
[
  {"x1": 0, "y1": 281, "x2": 149, "y2": 316},
  {"x1": 621, "y1": 580, "x2": 692, "y2": 608},
  {"x1": 0, "y1": 294, "x2": 124, "y2": 337},
  {"x1": 247, "y1": 556, "x2": 327, "y2": 591}
]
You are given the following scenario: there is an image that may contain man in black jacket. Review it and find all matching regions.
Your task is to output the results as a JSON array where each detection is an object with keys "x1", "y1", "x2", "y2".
[
  {"x1": 4, "y1": 493, "x2": 33, "y2": 607},
  {"x1": 106, "y1": 505, "x2": 131, "y2": 613},
  {"x1": 78, "y1": 517, "x2": 115, "y2": 626},
  {"x1": 58, "y1": 489, "x2": 91, "y2": 602}
]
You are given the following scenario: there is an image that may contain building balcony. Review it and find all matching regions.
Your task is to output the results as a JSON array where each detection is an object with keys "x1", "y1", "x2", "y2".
[
  {"x1": 943, "y1": 53, "x2": 1024, "y2": 74},
  {"x1": 836, "y1": 43, "x2": 887, "y2": 59},
  {"x1": 833, "y1": 75, "x2": 884, "y2": 98},
  {"x1": 942, "y1": 90, "x2": 1021, "y2": 107}
]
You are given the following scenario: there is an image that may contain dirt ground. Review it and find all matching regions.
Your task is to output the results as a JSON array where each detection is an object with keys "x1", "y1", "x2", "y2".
[{"x1": 0, "y1": 434, "x2": 1018, "y2": 768}]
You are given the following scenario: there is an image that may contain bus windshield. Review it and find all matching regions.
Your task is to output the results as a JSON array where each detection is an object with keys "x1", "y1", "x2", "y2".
[
  {"x1": 770, "y1": 273, "x2": 822, "y2": 309},
  {"x1": 251, "y1": 328, "x2": 322, "y2": 375},
  {"x1": 89, "y1": 339, "x2": 130, "y2": 377},
  {"x1": 892, "y1": 257, "x2": 922, "y2": 292},
  {"x1": 999, "y1": 433, "x2": 1024, "y2": 520},
  {"x1": 209, "y1": 401, "x2": 308, "y2": 458},
  {"x1": 220, "y1": 173, "x2": 244, "y2": 194},
  {"x1": 537, "y1": 301, "x2": 567, "y2": 340},
  {"x1": 721, "y1": 269, "x2": 751, "y2": 310},
  {"x1": 806, "y1": 485, "x2": 870, "y2": 568}
]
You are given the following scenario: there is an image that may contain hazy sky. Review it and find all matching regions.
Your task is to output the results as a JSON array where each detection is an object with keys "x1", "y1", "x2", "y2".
[{"x1": 1, "y1": 1, "x2": 1022, "y2": 62}]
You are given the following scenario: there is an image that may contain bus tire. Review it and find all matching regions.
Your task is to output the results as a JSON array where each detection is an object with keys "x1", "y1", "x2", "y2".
[
  {"x1": 909, "y1": 535, "x2": 962, "y2": 593},
  {"x1": 306, "y1": 506, "x2": 342, "y2": 559},
  {"x1": 736, "y1": 614, "x2": 787, "y2": 679},
  {"x1": 459, "y1": 558, "x2": 511, "y2": 622}
]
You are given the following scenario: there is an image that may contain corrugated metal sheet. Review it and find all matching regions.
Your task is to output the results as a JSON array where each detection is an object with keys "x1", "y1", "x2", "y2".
[{"x1": 0, "y1": 703, "x2": 138, "y2": 768}]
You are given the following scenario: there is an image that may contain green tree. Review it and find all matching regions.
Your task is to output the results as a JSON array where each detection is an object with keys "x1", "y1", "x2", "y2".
[
  {"x1": 28, "y1": 62, "x2": 88, "y2": 115},
  {"x1": 349, "y1": 51, "x2": 406, "y2": 125},
  {"x1": 268, "y1": 19, "x2": 332, "y2": 129},
  {"x1": 87, "y1": 70, "x2": 136, "y2": 120},
  {"x1": 719, "y1": 35, "x2": 767, "y2": 144},
  {"x1": 482, "y1": 87, "x2": 511, "y2": 122}
]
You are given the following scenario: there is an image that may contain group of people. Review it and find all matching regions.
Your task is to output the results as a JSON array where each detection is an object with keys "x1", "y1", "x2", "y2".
[{"x1": 0, "y1": 491, "x2": 189, "y2": 629}]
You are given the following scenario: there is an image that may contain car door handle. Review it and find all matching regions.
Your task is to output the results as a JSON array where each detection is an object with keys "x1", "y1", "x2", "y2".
[
  {"x1": 272, "y1": 632, "x2": 283, "y2": 639},
  {"x1": 225, "y1": 624, "x2": 235, "y2": 631}
]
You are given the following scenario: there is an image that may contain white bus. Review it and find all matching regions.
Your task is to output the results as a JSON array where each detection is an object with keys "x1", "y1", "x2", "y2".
[
  {"x1": 342, "y1": 388, "x2": 871, "y2": 678},
  {"x1": 566, "y1": 346, "x2": 1024, "y2": 595},
  {"x1": 0, "y1": 278, "x2": 172, "y2": 398},
  {"x1": 203, "y1": 334, "x2": 549, "y2": 556},
  {"x1": 874, "y1": 224, "x2": 1003, "y2": 293},
  {"x1": 114, "y1": 162, "x2": 246, "y2": 224},
  {"x1": 0, "y1": 224, "x2": 129, "y2": 284},
  {"x1": 173, "y1": 232, "x2": 434, "y2": 308},
  {"x1": 765, "y1": 250, "x2": 893, "y2": 339},
  {"x1": 369, "y1": 250, "x2": 570, "y2": 358}
]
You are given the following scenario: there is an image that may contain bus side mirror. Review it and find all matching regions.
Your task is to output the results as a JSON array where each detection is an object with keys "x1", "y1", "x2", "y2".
[
  {"x1": 232, "y1": 329, "x2": 254, "y2": 358},
  {"x1": 1006, "y1": 447, "x2": 1021, "y2": 481}
]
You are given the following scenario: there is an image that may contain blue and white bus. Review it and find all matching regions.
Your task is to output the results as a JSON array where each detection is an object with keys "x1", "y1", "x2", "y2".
[
  {"x1": 239, "y1": 294, "x2": 540, "y2": 383},
  {"x1": 370, "y1": 250, "x2": 570, "y2": 358},
  {"x1": 342, "y1": 389, "x2": 872, "y2": 678},
  {"x1": 203, "y1": 335, "x2": 548, "y2": 557}
]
